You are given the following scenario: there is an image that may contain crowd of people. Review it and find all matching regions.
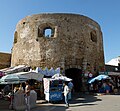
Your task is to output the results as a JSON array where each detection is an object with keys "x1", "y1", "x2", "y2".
[
  {"x1": 0, "y1": 81, "x2": 37, "y2": 111},
  {"x1": 0, "y1": 80, "x2": 74, "y2": 109},
  {"x1": 88, "y1": 79, "x2": 119, "y2": 94},
  {"x1": 1, "y1": 76, "x2": 120, "y2": 110}
]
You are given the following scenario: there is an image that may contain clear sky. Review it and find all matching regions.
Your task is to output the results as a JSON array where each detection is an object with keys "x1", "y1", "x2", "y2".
[{"x1": 0, "y1": 0, "x2": 120, "y2": 63}]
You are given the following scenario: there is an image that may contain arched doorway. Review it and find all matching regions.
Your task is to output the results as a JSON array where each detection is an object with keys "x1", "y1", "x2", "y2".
[{"x1": 65, "y1": 68, "x2": 82, "y2": 92}]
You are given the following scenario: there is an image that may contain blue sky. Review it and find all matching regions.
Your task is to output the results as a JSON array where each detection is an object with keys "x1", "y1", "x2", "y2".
[{"x1": 0, "y1": 0, "x2": 120, "y2": 63}]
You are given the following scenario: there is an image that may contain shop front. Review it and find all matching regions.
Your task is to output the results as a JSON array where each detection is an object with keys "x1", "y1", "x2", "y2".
[{"x1": 43, "y1": 78, "x2": 63, "y2": 102}]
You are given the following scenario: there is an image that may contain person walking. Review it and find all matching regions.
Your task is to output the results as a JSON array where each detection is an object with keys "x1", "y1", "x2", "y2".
[
  {"x1": 25, "y1": 81, "x2": 31, "y2": 111},
  {"x1": 68, "y1": 81, "x2": 74, "y2": 100},
  {"x1": 63, "y1": 82, "x2": 70, "y2": 108}
]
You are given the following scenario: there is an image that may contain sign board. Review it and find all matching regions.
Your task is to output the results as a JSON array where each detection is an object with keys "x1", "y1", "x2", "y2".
[
  {"x1": 43, "y1": 78, "x2": 50, "y2": 93},
  {"x1": 99, "y1": 72, "x2": 108, "y2": 75},
  {"x1": 88, "y1": 73, "x2": 93, "y2": 77},
  {"x1": 84, "y1": 72, "x2": 93, "y2": 77},
  {"x1": 108, "y1": 72, "x2": 120, "y2": 76}
]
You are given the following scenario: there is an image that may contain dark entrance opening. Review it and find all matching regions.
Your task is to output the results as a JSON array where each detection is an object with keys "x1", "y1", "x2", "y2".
[{"x1": 65, "y1": 68, "x2": 82, "y2": 92}]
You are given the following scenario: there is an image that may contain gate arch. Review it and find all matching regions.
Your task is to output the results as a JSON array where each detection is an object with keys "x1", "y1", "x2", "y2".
[{"x1": 65, "y1": 68, "x2": 82, "y2": 92}]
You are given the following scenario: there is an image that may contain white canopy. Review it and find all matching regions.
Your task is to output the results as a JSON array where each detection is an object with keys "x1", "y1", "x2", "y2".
[
  {"x1": 51, "y1": 73, "x2": 72, "y2": 81},
  {"x1": 11, "y1": 71, "x2": 44, "y2": 81},
  {"x1": 0, "y1": 65, "x2": 30, "y2": 74}
]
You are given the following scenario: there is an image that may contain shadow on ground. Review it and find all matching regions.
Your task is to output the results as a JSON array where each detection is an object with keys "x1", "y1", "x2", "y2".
[
  {"x1": 41, "y1": 92, "x2": 102, "y2": 109},
  {"x1": 0, "y1": 92, "x2": 103, "y2": 111}
]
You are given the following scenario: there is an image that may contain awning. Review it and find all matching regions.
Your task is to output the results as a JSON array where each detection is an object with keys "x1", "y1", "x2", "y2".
[
  {"x1": 108, "y1": 72, "x2": 120, "y2": 76},
  {"x1": 0, "y1": 65, "x2": 30, "y2": 74},
  {"x1": 7, "y1": 71, "x2": 44, "y2": 81}
]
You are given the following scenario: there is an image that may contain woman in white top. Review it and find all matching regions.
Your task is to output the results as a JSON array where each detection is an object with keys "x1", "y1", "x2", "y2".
[{"x1": 63, "y1": 82, "x2": 69, "y2": 107}]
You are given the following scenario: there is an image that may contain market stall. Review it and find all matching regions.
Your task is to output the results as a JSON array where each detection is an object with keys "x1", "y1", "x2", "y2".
[
  {"x1": 43, "y1": 74, "x2": 72, "y2": 102},
  {"x1": 43, "y1": 78, "x2": 63, "y2": 102}
]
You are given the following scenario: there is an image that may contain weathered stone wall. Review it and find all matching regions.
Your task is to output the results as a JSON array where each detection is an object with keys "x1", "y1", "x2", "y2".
[
  {"x1": 11, "y1": 13, "x2": 105, "y2": 74},
  {"x1": 0, "y1": 52, "x2": 11, "y2": 69}
]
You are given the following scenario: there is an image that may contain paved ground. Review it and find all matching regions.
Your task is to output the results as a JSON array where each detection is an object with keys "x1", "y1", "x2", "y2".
[
  {"x1": 1, "y1": 93, "x2": 120, "y2": 111},
  {"x1": 31, "y1": 93, "x2": 120, "y2": 111}
]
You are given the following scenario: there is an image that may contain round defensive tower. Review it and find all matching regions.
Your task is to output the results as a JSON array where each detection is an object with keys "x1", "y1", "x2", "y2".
[{"x1": 11, "y1": 13, "x2": 105, "y2": 91}]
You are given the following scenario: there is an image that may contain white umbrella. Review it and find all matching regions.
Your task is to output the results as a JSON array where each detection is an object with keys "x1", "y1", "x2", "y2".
[
  {"x1": 14, "y1": 71, "x2": 44, "y2": 81},
  {"x1": 0, "y1": 74, "x2": 28, "y2": 110},
  {"x1": 0, "y1": 74, "x2": 28, "y2": 84},
  {"x1": 0, "y1": 74, "x2": 28, "y2": 94},
  {"x1": 51, "y1": 73, "x2": 72, "y2": 81},
  {"x1": 61, "y1": 76, "x2": 72, "y2": 81}
]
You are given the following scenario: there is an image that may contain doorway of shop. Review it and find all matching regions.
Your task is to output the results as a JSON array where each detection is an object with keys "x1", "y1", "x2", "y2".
[{"x1": 65, "y1": 68, "x2": 82, "y2": 92}]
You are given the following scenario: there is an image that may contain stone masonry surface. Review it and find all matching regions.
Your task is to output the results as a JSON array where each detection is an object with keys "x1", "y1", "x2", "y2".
[{"x1": 11, "y1": 13, "x2": 105, "y2": 74}]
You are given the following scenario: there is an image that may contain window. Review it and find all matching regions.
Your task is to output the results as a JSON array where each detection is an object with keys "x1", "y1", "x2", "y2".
[
  {"x1": 90, "y1": 30, "x2": 97, "y2": 43},
  {"x1": 37, "y1": 24, "x2": 55, "y2": 39},
  {"x1": 44, "y1": 27, "x2": 54, "y2": 38}
]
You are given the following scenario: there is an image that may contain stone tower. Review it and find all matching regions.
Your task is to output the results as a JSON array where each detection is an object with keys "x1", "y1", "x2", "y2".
[{"x1": 11, "y1": 13, "x2": 105, "y2": 91}]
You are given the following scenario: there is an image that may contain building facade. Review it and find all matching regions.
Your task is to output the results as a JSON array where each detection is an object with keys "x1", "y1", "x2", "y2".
[
  {"x1": 0, "y1": 52, "x2": 11, "y2": 69},
  {"x1": 11, "y1": 13, "x2": 105, "y2": 91}
]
